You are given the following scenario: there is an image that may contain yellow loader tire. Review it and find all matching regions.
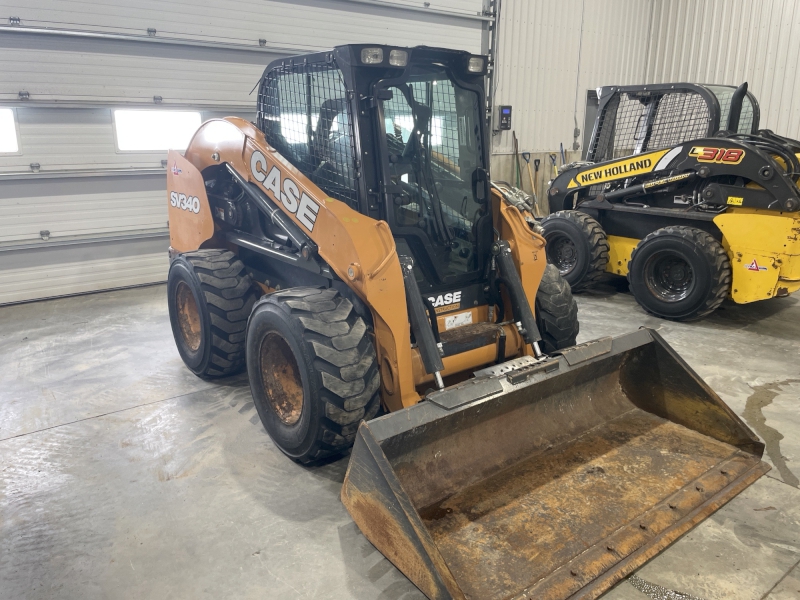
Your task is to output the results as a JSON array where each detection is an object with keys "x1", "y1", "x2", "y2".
[
  {"x1": 541, "y1": 210, "x2": 609, "y2": 291},
  {"x1": 246, "y1": 287, "x2": 381, "y2": 464},
  {"x1": 168, "y1": 249, "x2": 257, "y2": 378},
  {"x1": 628, "y1": 226, "x2": 731, "y2": 321}
]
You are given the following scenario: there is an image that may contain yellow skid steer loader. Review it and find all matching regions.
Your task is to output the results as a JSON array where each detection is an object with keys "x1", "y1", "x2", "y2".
[
  {"x1": 165, "y1": 45, "x2": 768, "y2": 600},
  {"x1": 543, "y1": 82, "x2": 800, "y2": 320}
]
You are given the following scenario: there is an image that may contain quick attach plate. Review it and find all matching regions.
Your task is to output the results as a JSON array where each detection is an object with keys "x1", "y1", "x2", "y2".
[{"x1": 428, "y1": 355, "x2": 561, "y2": 411}]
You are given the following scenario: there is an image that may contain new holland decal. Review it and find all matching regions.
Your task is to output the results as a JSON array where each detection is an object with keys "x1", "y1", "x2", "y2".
[
  {"x1": 567, "y1": 149, "x2": 670, "y2": 188},
  {"x1": 250, "y1": 150, "x2": 320, "y2": 232}
]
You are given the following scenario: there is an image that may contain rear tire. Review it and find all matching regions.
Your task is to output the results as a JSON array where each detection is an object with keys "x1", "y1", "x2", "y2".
[
  {"x1": 627, "y1": 226, "x2": 731, "y2": 321},
  {"x1": 535, "y1": 264, "x2": 580, "y2": 353},
  {"x1": 167, "y1": 249, "x2": 257, "y2": 377},
  {"x1": 541, "y1": 210, "x2": 609, "y2": 291},
  {"x1": 246, "y1": 287, "x2": 381, "y2": 464}
]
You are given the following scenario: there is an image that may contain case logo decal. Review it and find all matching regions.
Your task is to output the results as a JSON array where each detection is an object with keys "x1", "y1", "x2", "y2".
[
  {"x1": 250, "y1": 150, "x2": 320, "y2": 232},
  {"x1": 170, "y1": 191, "x2": 200, "y2": 214},
  {"x1": 171, "y1": 161, "x2": 182, "y2": 176},
  {"x1": 428, "y1": 291, "x2": 462, "y2": 313},
  {"x1": 689, "y1": 147, "x2": 745, "y2": 164}
]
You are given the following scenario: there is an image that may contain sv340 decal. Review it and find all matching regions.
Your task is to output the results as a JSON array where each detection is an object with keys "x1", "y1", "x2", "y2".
[{"x1": 170, "y1": 191, "x2": 201, "y2": 214}]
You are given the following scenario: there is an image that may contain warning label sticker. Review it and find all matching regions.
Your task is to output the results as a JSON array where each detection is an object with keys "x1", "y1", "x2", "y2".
[
  {"x1": 444, "y1": 311, "x2": 473, "y2": 330},
  {"x1": 746, "y1": 259, "x2": 768, "y2": 272}
]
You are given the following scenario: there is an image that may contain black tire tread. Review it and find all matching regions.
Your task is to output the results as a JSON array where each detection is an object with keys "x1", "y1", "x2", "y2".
[
  {"x1": 536, "y1": 264, "x2": 580, "y2": 352},
  {"x1": 262, "y1": 287, "x2": 380, "y2": 463},
  {"x1": 628, "y1": 226, "x2": 731, "y2": 321},
  {"x1": 183, "y1": 249, "x2": 256, "y2": 377},
  {"x1": 541, "y1": 210, "x2": 609, "y2": 291}
]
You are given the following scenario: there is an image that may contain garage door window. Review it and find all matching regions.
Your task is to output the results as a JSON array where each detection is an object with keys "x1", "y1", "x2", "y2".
[
  {"x1": 114, "y1": 110, "x2": 201, "y2": 152},
  {"x1": 0, "y1": 108, "x2": 19, "y2": 153}
]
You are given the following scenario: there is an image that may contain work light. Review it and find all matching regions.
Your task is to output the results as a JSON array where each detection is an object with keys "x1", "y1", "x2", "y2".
[
  {"x1": 389, "y1": 49, "x2": 408, "y2": 66},
  {"x1": 467, "y1": 57, "x2": 484, "y2": 72},
  {"x1": 361, "y1": 48, "x2": 384, "y2": 64}
]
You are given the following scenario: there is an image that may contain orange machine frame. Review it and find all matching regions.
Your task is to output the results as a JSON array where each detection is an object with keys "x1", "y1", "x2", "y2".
[{"x1": 167, "y1": 117, "x2": 547, "y2": 411}]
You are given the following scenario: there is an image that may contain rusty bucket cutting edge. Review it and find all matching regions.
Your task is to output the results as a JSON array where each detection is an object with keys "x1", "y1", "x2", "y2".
[{"x1": 341, "y1": 328, "x2": 769, "y2": 600}]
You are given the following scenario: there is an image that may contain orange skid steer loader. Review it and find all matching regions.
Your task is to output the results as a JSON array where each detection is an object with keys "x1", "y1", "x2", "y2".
[{"x1": 165, "y1": 44, "x2": 769, "y2": 600}]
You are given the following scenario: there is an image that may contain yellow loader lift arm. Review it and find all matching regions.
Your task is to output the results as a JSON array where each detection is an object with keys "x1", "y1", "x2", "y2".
[{"x1": 165, "y1": 48, "x2": 769, "y2": 600}]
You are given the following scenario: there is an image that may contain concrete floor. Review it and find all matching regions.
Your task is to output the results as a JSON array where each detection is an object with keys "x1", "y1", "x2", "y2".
[{"x1": 1, "y1": 281, "x2": 799, "y2": 600}]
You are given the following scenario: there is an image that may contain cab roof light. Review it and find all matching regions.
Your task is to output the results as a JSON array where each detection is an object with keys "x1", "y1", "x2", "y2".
[
  {"x1": 361, "y1": 47, "x2": 384, "y2": 64},
  {"x1": 467, "y1": 56, "x2": 485, "y2": 73},
  {"x1": 389, "y1": 49, "x2": 408, "y2": 67}
]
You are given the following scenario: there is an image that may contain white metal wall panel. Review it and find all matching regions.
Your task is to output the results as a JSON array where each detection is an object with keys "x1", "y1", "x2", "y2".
[
  {"x1": 0, "y1": 108, "x2": 251, "y2": 246},
  {"x1": 0, "y1": 176, "x2": 166, "y2": 245},
  {"x1": 0, "y1": 34, "x2": 274, "y2": 107},
  {"x1": 0, "y1": 0, "x2": 484, "y2": 302},
  {"x1": 1, "y1": 108, "x2": 156, "y2": 173},
  {"x1": 645, "y1": 0, "x2": 800, "y2": 139},
  {"x1": 1, "y1": 0, "x2": 483, "y2": 52},
  {"x1": 0, "y1": 108, "x2": 256, "y2": 175},
  {"x1": 374, "y1": 0, "x2": 484, "y2": 15},
  {"x1": 0, "y1": 251, "x2": 168, "y2": 305},
  {"x1": 0, "y1": 2, "x2": 483, "y2": 107},
  {"x1": 492, "y1": 0, "x2": 652, "y2": 154}
]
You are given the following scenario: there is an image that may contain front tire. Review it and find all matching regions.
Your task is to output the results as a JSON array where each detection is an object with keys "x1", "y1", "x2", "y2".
[
  {"x1": 627, "y1": 226, "x2": 731, "y2": 321},
  {"x1": 541, "y1": 210, "x2": 609, "y2": 291},
  {"x1": 246, "y1": 287, "x2": 381, "y2": 463},
  {"x1": 535, "y1": 264, "x2": 580, "y2": 353},
  {"x1": 167, "y1": 249, "x2": 257, "y2": 377}
]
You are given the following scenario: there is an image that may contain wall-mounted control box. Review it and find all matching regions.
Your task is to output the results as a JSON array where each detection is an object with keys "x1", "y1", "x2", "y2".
[{"x1": 497, "y1": 105, "x2": 512, "y2": 130}]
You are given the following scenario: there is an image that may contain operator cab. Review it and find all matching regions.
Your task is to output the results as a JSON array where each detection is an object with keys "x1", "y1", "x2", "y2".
[{"x1": 256, "y1": 44, "x2": 491, "y2": 295}]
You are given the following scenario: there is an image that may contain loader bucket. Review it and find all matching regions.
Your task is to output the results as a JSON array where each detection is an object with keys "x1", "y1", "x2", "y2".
[{"x1": 341, "y1": 329, "x2": 769, "y2": 600}]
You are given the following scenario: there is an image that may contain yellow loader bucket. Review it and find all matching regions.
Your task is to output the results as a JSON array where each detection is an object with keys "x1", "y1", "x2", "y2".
[{"x1": 341, "y1": 329, "x2": 769, "y2": 600}]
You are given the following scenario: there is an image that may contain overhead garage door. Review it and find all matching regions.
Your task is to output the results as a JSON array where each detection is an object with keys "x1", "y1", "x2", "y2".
[{"x1": 0, "y1": 0, "x2": 489, "y2": 304}]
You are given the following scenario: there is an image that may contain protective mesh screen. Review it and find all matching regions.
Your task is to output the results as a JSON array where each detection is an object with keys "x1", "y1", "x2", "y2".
[
  {"x1": 257, "y1": 64, "x2": 358, "y2": 206},
  {"x1": 648, "y1": 93, "x2": 712, "y2": 149},
  {"x1": 589, "y1": 91, "x2": 712, "y2": 163}
]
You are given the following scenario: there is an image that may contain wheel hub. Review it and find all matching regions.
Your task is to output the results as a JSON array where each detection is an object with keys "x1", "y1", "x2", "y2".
[
  {"x1": 176, "y1": 281, "x2": 202, "y2": 352},
  {"x1": 260, "y1": 332, "x2": 304, "y2": 425},
  {"x1": 547, "y1": 235, "x2": 578, "y2": 274},
  {"x1": 645, "y1": 254, "x2": 694, "y2": 302}
]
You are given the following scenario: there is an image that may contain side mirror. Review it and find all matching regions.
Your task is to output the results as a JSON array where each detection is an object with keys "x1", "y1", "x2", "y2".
[{"x1": 472, "y1": 167, "x2": 489, "y2": 203}]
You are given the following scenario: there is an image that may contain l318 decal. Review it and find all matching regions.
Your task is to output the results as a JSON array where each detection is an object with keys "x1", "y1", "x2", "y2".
[
  {"x1": 170, "y1": 191, "x2": 201, "y2": 214},
  {"x1": 689, "y1": 147, "x2": 745, "y2": 164}
]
